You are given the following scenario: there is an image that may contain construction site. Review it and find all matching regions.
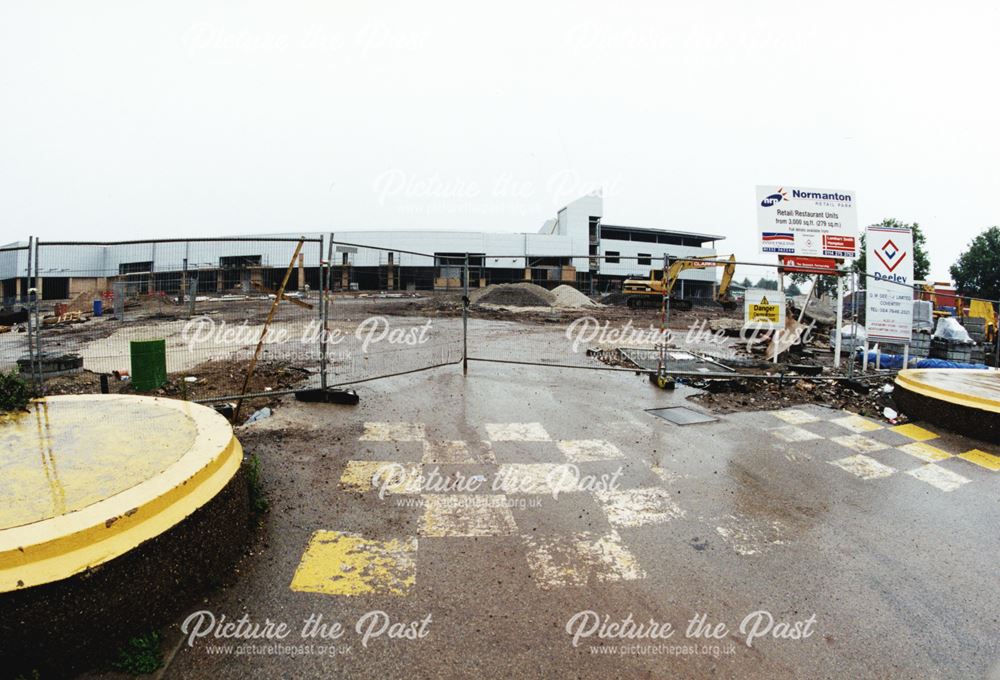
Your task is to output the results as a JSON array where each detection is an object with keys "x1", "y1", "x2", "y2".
[
  {"x1": 2, "y1": 2, "x2": 999, "y2": 677},
  {"x1": 1, "y1": 211, "x2": 999, "y2": 679}
]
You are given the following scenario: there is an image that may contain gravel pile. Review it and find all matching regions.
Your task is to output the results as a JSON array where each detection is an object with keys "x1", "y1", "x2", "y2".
[
  {"x1": 470, "y1": 283, "x2": 556, "y2": 307},
  {"x1": 551, "y1": 285, "x2": 598, "y2": 308}
]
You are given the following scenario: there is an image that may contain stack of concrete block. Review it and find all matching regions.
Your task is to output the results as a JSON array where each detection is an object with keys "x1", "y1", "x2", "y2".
[
  {"x1": 961, "y1": 317, "x2": 989, "y2": 365},
  {"x1": 908, "y1": 331, "x2": 932, "y2": 358},
  {"x1": 881, "y1": 331, "x2": 931, "y2": 359},
  {"x1": 930, "y1": 337, "x2": 973, "y2": 362},
  {"x1": 962, "y1": 316, "x2": 988, "y2": 343}
]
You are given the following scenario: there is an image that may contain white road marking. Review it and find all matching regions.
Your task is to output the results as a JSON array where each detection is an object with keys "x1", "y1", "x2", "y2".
[
  {"x1": 521, "y1": 530, "x2": 645, "y2": 589},
  {"x1": 715, "y1": 516, "x2": 788, "y2": 556},
  {"x1": 829, "y1": 454, "x2": 896, "y2": 480},
  {"x1": 418, "y1": 494, "x2": 518, "y2": 537},
  {"x1": 770, "y1": 409, "x2": 820, "y2": 425},
  {"x1": 650, "y1": 465, "x2": 683, "y2": 484},
  {"x1": 421, "y1": 440, "x2": 491, "y2": 464},
  {"x1": 359, "y1": 421, "x2": 426, "y2": 442},
  {"x1": 485, "y1": 422, "x2": 551, "y2": 441},
  {"x1": 831, "y1": 434, "x2": 890, "y2": 454},
  {"x1": 556, "y1": 439, "x2": 625, "y2": 462},
  {"x1": 906, "y1": 464, "x2": 971, "y2": 492},
  {"x1": 495, "y1": 463, "x2": 578, "y2": 495},
  {"x1": 771, "y1": 426, "x2": 823, "y2": 442},
  {"x1": 594, "y1": 487, "x2": 685, "y2": 528}
]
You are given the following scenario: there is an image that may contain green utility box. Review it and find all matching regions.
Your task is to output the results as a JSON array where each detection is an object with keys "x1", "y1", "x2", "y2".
[{"x1": 130, "y1": 339, "x2": 167, "y2": 391}]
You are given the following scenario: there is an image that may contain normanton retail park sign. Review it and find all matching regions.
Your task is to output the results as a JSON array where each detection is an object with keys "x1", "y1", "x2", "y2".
[{"x1": 756, "y1": 186, "x2": 858, "y2": 259}]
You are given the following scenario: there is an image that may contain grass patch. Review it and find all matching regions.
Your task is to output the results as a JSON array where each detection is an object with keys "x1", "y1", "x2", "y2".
[
  {"x1": 246, "y1": 453, "x2": 269, "y2": 515},
  {"x1": 111, "y1": 630, "x2": 163, "y2": 675},
  {"x1": 0, "y1": 368, "x2": 29, "y2": 413}
]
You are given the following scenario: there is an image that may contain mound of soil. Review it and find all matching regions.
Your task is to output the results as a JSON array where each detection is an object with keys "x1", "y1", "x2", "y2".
[
  {"x1": 551, "y1": 285, "x2": 598, "y2": 308},
  {"x1": 470, "y1": 283, "x2": 556, "y2": 307}
]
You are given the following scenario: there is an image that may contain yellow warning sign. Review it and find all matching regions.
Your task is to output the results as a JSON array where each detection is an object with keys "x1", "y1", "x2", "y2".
[
  {"x1": 744, "y1": 289, "x2": 786, "y2": 328},
  {"x1": 749, "y1": 296, "x2": 780, "y2": 323}
]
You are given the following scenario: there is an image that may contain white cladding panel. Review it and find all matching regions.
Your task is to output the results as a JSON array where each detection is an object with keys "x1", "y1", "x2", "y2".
[{"x1": 598, "y1": 240, "x2": 718, "y2": 281}]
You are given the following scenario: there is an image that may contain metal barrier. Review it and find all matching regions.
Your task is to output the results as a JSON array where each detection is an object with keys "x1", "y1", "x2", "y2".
[
  {"x1": 321, "y1": 240, "x2": 463, "y2": 386},
  {"x1": 30, "y1": 237, "x2": 324, "y2": 401},
  {"x1": 0, "y1": 243, "x2": 32, "y2": 373},
  {"x1": 8, "y1": 235, "x2": 999, "y2": 406}
]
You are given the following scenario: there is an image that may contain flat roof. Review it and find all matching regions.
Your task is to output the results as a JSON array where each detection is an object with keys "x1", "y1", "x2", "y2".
[{"x1": 600, "y1": 224, "x2": 725, "y2": 242}]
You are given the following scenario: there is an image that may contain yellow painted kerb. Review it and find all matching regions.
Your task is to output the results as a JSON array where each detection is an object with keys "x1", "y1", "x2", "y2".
[
  {"x1": 0, "y1": 395, "x2": 242, "y2": 592},
  {"x1": 895, "y1": 369, "x2": 1000, "y2": 414}
]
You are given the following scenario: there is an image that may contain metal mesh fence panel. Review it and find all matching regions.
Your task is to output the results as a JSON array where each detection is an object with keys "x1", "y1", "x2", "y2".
[
  {"x1": 12, "y1": 234, "x2": 1000, "y2": 402},
  {"x1": 0, "y1": 244, "x2": 31, "y2": 373},
  {"x1": 33, "y1": 237, "x2": 324, "y2": 399},
  {"x1": 321, "y1": 241, "x2": 463, "y2": 386}
]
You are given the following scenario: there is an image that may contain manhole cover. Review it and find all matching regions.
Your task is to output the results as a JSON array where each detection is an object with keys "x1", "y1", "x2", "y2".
[{"x1": 646, "y1": 406, "x2": 718, "y2": 425}]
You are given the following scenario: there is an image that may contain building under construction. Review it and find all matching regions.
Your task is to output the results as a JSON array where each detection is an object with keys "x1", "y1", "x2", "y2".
[{"x1": 0, "y1": 195, "x2": 724, "y2": 302}]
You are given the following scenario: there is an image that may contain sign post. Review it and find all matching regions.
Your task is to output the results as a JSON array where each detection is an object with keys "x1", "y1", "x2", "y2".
[
  {"x1": 834, "y1": 275, "x2": 845, "y2": 367},
  {"x1": 866, "y1": 225, "x2": 914, "y2": 353},
  {"x1": 758, "y1": 185, "x2": 858, "y2": 372}
]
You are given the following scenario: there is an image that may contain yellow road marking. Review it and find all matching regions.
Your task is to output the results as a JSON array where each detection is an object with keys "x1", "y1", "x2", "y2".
[
  {"x1": 890, "y1": 424, "x2": 939, "y2": 441},
  {"x1": 339, "y1": 461, "x2": 421, "y2": 494},
  {"x1": 898, "y1": 442, "x2": 953, "y2": 463},
  {"x1": 831, "y1": 414, "x2": 884, "y2": 433},
  {"x1": 958, "y1": 449, "x2": 1000, "y2": 472},
  {"x1": 290, "y1": 530, "x2": 416, "y2": 596}
]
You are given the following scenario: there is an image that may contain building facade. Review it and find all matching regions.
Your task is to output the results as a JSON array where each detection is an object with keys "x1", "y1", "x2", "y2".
[{"x1": 0, "y1": 195, "x2": 723, "y2": 302}]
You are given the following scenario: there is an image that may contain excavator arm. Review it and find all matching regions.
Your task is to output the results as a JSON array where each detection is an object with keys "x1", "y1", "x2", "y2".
[{"x1": 622, "y1": 255, "x2": 737, "y2": 310}]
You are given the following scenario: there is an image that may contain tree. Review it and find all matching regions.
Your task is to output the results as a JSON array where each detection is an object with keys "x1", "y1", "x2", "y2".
[
  {"x1": 852, "y1": 219, "x2": 931, "y2": 281},
  {"x1": 950, "y1": 226, "x2": 1000, "y2": 302},
  {"x1": 786, "y1": 282, "x2": 802, "y2": 297},
  {"x1": 790, "y1": 273, "x2": 838, "y2": 298},
  {"x1": 754, "y1": 277, "x2": 778, "y2": 290},
  {"x1": 740, "y1": 277, "x2": 753, "y2": 288}
]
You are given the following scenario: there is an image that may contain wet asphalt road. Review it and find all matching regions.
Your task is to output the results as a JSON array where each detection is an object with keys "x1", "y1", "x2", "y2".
[{"x1": 159, "y1": 359, "x2": 1000, "y2": 679}]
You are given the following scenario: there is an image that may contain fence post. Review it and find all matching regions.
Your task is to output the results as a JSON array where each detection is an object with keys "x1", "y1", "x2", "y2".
[
  {"x1": 847, "y1": 271, "x2": 857, "y2": 379},
  {"x1": 25, "y1": 237, "x2": 35, "y2": 391},
  {"x1": 833, "y1": 274, "x2": 844, "y2": 369},
  {"x1": 186, "y1": 276, "x2": 197, "y2": 318},
  {"x1": 320, "y1": 234, "x2": 334, "y2": 391},
  {"x1": 32, "y1": 239, "x2": 43, "y2": 394},
  {"x1": 995, "y1": 302, "x2": 1000, "y2": 368},
  {"x1": 663, "y1": 255, "x2": 672, "y2": 338},
  {"x1": 463, "y1": 253, "x2": 469, "y2": 375}
]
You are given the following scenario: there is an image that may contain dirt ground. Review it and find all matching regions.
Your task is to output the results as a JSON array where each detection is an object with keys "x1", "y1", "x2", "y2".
[
  {"x1": 42, "y1": 359, "x2": 311, "y2": 412},
  {"x1": 25, "y1": 291, "x2": 887, "y2": 419}
]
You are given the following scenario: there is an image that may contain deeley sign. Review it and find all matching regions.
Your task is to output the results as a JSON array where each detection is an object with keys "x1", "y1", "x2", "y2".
[
  {"x1": 757, "y1": 186, "x2": 858, "y2": 259},
  {"x1": 744, "y1": 289, "x2": 786, "y2": 329},
  {"x1": 866, "y1": 225, "x2": 914, "y2": 343}
]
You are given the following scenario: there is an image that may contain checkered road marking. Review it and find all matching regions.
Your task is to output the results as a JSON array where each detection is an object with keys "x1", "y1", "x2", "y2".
[
  {"x1": 769, "y1": 408, "x2": 999, "y2": 486},
  {"x1": 292, "y1": 415, "x2": 998, "y2": 596}
]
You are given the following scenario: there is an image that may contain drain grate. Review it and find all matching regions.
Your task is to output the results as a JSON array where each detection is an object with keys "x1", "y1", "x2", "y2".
[{"x1": 646, "y1": 406, "x2": 718, "y2": 425}]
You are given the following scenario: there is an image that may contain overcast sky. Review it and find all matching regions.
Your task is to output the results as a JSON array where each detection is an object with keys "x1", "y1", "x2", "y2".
[{"x1": 2, "y1": 1, "x2": 997, "y2": 281}]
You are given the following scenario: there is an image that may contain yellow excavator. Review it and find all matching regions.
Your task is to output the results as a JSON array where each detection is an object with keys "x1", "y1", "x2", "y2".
[{"x1": 622, "y1": 254, "x2": 737, "y2": 311}]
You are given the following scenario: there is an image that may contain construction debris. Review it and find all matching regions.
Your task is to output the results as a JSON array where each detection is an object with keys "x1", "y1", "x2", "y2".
[{"x1": 688, "y1": 376, "x2": 899, "y2": 418}]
